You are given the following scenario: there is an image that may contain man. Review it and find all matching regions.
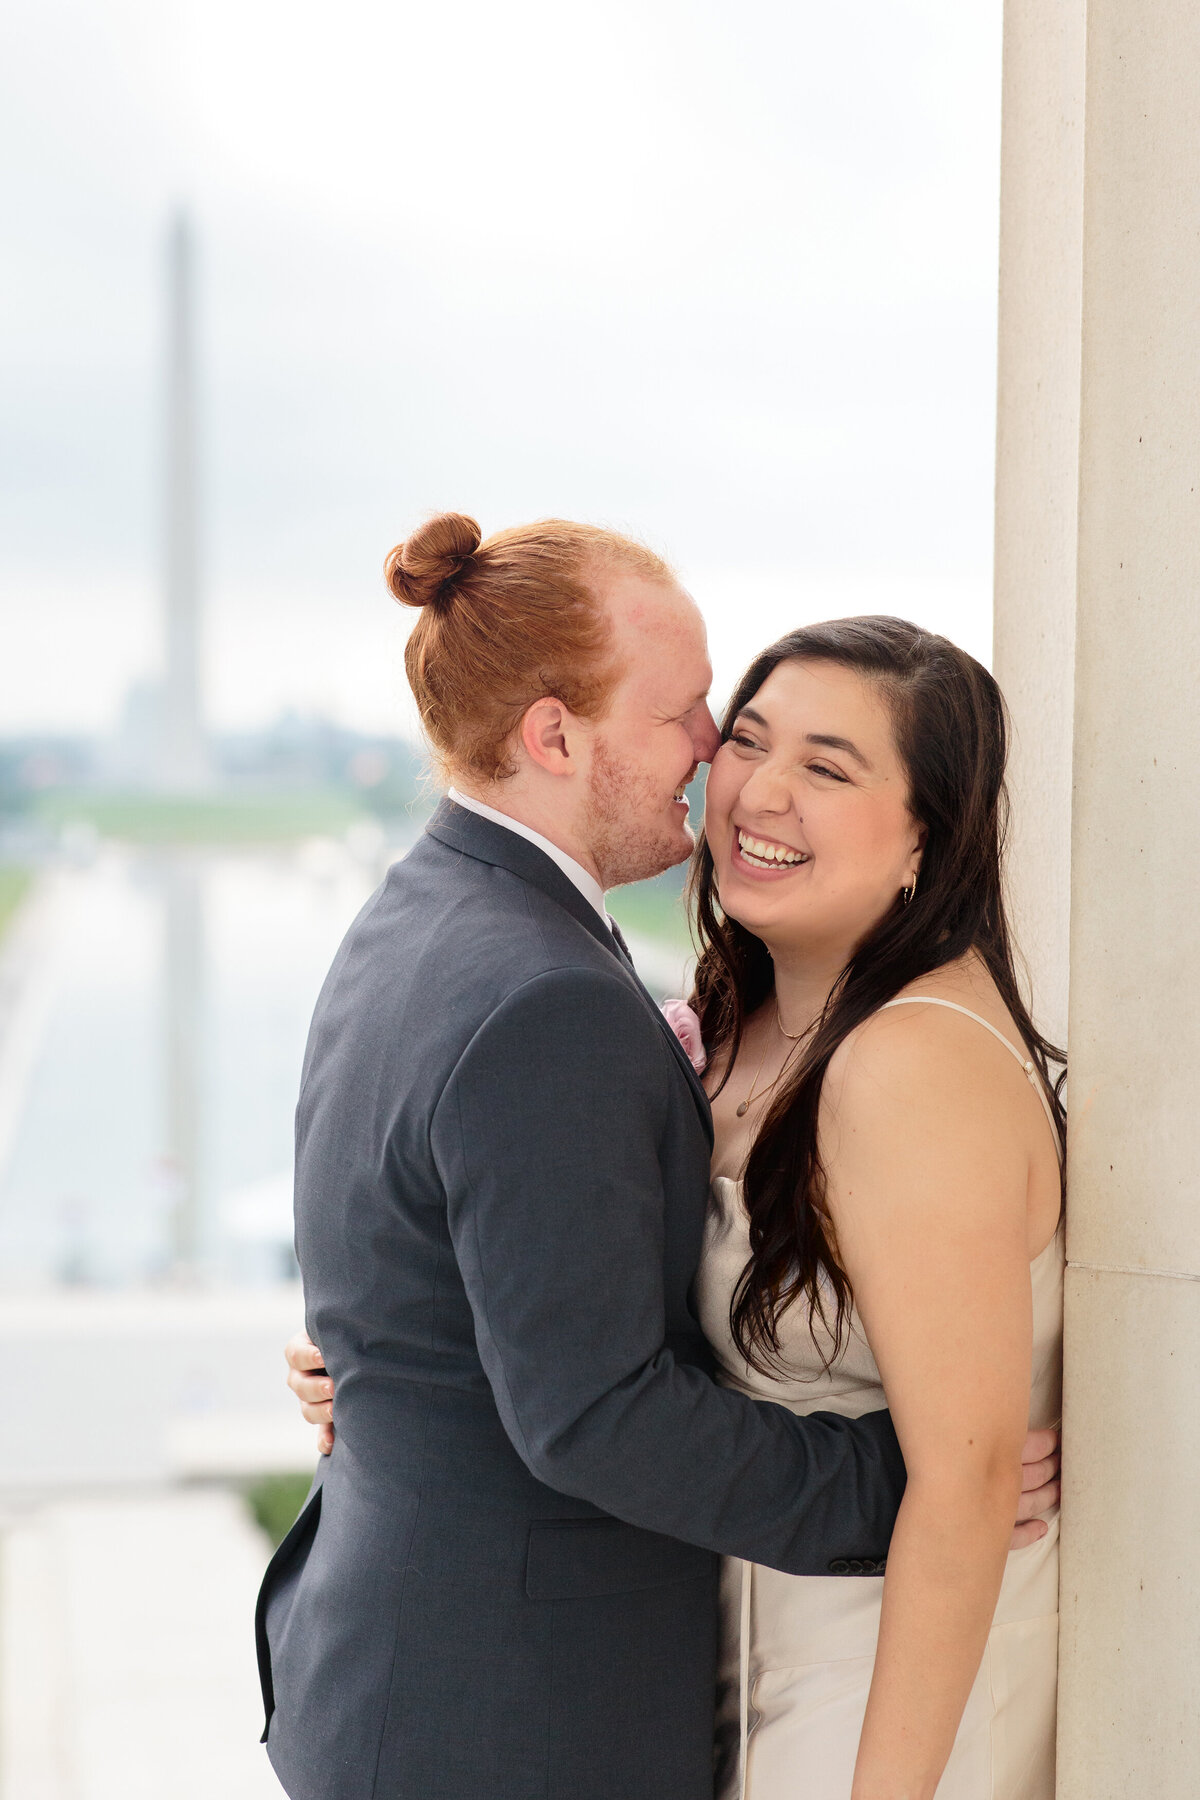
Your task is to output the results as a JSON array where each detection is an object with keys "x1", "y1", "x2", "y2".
[{"x1": 258, "y1": 513, "x2": 1059, "y2": 1800}]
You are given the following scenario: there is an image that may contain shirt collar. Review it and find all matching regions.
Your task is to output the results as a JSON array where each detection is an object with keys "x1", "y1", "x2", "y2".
[{"x1": 446, "y1": 787, "x2": 613, "y2": 931}]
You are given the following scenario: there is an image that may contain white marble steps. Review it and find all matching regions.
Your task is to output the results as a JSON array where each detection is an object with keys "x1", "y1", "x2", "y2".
[{"x1": 0, "y1": 1488, "x2": 286, "y2": 1800}]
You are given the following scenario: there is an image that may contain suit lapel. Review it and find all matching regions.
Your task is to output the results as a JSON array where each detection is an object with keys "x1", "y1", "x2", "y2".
[
  {"x1": 607, "y1": 928, "x2": 713, "y2": 1141},
  {"x1": 424, "y1": 800, "x2": 714, "y2": 1146},
  {"x1": 425, "y1": 799, "x2": 619, "y2": 958}
]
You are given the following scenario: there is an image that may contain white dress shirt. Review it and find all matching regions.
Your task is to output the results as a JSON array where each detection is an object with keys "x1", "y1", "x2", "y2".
[{"x1": 446, "y1": 787, "x2": 614, "y2": 932}]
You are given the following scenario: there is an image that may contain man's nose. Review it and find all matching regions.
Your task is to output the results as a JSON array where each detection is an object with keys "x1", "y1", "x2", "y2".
[{"x1": 695, "y1": 707, "x2": 722, "y2": 764}]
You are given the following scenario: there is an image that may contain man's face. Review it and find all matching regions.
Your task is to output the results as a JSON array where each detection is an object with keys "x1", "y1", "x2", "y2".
[{"x1": 584, "y1": 575, "x2": 720, "y2": 890}]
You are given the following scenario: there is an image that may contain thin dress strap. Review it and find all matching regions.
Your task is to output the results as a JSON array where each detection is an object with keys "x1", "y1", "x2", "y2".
[{"x1": 879, "y1": 996, "x2": 1063, "y2": 1164}]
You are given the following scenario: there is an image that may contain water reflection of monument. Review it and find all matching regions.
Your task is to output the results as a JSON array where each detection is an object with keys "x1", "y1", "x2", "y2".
[
  {"x1": 164, "y1": 854, "x2": 203, "y2": 1269},
  {"x1": 161, "y1": 210, "x2": 207, "y2": 1275}
]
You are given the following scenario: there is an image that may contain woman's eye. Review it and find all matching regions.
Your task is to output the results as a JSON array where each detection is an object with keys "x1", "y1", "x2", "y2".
[
  {"x1": 810, "y1": 762, "x2": 849, "y2": 782},
  {"x1": 729, "y1": 732, "x2": 760, "y2": 751}
]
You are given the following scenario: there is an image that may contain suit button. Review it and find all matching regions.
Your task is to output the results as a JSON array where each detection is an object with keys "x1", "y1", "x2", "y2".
[{"x1": 828, "y1": 1559, "x2": 850, "y2": 1574}]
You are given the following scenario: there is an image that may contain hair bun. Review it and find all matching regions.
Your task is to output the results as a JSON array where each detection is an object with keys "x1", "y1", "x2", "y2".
[{"x1": 386, "y1": 512, "x2": 482, "y2": 608}]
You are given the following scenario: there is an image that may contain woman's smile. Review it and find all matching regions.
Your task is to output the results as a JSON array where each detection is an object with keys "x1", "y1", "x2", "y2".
[{"x1": 731, "y1": 826, "x2": 812, "y2": 877}]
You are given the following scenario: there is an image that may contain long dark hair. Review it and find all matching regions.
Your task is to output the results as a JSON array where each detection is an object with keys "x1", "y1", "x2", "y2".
[{"x1": 689, "y1": 616, "x2": 1066, "y2": 1374}]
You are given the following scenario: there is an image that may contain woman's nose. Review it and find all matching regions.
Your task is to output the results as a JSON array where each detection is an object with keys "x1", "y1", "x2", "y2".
[{"x1": 739, "y1": 759, "x2": 792, "y2": 814}]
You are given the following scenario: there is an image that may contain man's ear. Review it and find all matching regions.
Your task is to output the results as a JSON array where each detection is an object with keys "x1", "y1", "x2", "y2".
[{"x1": 519, "y1": 697, "x2": 577, "y2": 776}]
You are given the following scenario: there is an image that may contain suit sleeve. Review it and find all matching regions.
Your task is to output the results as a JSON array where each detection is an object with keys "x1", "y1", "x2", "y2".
[{"x1": 430, "y1": 965, "x2": 905, "y2": 1575}]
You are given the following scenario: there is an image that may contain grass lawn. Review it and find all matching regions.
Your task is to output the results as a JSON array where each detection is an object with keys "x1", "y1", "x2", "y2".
[
  {"x1": 0, "y1": 866, "x2": 34, "y2": 943},
  {"x1": 34, "y1": 788, "x2": 367, "y2": 844},
  {"x1": 244, "y1": 1471, "x2": 316, "y2": 1548},
  {"x1": 608, "y1": 867, "x2": 696, "y2": 955}
]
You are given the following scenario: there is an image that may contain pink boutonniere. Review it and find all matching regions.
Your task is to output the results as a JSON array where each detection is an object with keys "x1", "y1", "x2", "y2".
[{"x1": 660, "y1": 998, "x2": 707, "y2": 1075}]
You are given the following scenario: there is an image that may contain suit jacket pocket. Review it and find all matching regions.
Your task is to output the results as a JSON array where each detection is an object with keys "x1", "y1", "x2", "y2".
[{"x1": 525, "y1": 1517, "x2": 715, "y2": 1601}]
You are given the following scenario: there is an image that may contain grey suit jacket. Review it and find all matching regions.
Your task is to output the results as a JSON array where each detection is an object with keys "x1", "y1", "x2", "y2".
[{"x1": 257, "y1": 800, "x2": 905, "y2": 1800}]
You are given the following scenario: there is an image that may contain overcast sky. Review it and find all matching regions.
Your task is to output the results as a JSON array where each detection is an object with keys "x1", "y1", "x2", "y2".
[{"x1": 1, "y1": 0, "x2": 1003, "y2": 737}]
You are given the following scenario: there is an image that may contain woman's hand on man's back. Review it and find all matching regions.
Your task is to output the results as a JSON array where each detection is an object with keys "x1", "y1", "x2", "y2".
[{"x1": 286, "y1": 1330, "x2": 335, "y2": 1455}]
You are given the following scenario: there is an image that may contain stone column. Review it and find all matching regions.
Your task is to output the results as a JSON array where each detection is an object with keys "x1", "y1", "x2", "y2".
[
  {"x1": 1056, "y1": 3, "x2": 1200, "y2": 1792},
  {"x1": 994, "y1": 1, "x2": 1200, "y2": 1789},
  {"x1": 991, "y1": 0, "x2": 1085, "y2": 1049}
]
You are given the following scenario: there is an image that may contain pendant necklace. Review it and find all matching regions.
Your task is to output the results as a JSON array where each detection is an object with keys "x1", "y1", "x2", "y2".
[{"x1": 735, "y1": 1004, "x2": 814, "y2": 1117}]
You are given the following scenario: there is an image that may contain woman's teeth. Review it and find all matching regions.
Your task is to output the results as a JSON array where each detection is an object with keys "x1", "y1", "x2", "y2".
[{"x1": 737, "y1": 830, "x2": 807, "y2": 870}]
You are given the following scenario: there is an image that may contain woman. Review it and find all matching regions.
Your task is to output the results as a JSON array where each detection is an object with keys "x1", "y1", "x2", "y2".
[
  {"x1": 288, "y1": 611, "x2": 1063, "y2": 1800},
  {"x1": 694, "y1": 618, "x2": 1063, "y2": 1799}
]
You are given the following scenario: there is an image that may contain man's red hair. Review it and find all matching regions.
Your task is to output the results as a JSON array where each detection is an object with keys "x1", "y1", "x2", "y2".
[{"x1": 387, "y1": 513, "x2": 673, "y2": 782}]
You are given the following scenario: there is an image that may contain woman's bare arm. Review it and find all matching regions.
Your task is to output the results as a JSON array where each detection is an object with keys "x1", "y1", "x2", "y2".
[{"x1": 823, "y1": 1007, "x2": 1036, "y2": 1800}]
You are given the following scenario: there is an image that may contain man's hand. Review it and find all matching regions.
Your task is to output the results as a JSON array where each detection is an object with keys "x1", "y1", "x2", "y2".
[
  {"x1": 1011, "y1": 1426, "x2": 1060, "y2": 1548},
  {"x1": 286, "y1": 1331, "x2": 335, "y2": 1456}
]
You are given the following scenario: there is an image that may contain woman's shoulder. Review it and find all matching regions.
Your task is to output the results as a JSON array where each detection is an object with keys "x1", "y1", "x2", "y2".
[
  {"x1": 825, "y1": 955, "x2": 1025, "y2": 1119},
  {"x1": 820, "y1": 959, "x2": 1039, "y2": 1224}
]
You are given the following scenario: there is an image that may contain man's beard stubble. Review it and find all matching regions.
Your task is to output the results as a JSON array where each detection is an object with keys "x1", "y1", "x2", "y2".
[{"x1": 587, "y1": 736, "x2": 694, "y2": 891}]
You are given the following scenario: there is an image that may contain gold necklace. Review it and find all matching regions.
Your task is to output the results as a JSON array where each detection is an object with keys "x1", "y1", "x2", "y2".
[
  {"x1": 735, "y1": 1008, "x2": 813, "y2": 1117},
  {"x1": 775, "y1": 1001, "x2": 809, "y2": 1041}
]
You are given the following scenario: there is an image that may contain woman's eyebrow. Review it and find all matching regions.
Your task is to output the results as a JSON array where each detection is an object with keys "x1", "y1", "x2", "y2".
[
  {"x1": 732, "y1": 712, "x2": 870, "y2": 770},
  {"x1": 805, "y1": 732, "x2": 870, "y2": 769}
]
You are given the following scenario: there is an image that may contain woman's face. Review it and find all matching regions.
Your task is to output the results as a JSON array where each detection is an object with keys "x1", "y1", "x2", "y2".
[{"x1": 704, "y1": 657, "x2": 924, "y2": 964}]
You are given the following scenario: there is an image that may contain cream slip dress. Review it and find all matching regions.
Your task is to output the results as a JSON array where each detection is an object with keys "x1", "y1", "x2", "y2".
[{"x1": 696, "y1": 998, "x2": 1064, "y2": 1800}]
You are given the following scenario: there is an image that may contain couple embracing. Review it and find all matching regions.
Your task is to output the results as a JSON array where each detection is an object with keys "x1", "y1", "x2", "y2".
[{"x1": 257, "y1": 513, "x2": 1064, "y2": 1800}]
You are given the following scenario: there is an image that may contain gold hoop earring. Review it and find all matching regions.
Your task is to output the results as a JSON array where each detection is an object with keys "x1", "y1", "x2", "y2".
[{"x1": 902, "y1": 873, "x2": 918, "y2": 906}]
